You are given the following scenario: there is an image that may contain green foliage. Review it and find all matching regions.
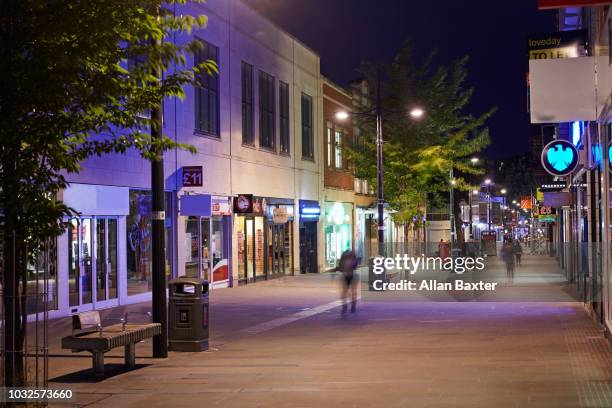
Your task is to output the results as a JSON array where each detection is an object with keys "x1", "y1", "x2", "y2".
[
  {"x1": 0, "y1": 0, "x2": 216, "y2": 245},
  {"x1": 347, "y1": 40, "x2": 494, "y2": 224}
]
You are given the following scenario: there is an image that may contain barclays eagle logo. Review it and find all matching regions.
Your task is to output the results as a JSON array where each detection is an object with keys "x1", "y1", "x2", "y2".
[{"x1": 546, "y1": 143, "x2": 575, "y2": 172}]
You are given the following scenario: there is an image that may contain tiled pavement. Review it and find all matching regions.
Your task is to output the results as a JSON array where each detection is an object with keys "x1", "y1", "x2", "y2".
[{"x1": 43, "y1": 253, "x2": 612, "y2": 407}]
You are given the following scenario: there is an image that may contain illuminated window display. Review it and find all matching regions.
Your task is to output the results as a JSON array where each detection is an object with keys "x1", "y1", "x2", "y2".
[{"x1": 324, "y1": 202, "x2": 353, "y2": 269}]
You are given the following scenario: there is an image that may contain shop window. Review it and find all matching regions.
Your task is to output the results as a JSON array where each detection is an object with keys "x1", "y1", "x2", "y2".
[{"x1": 127, "y1": 190, "x2": 173, "y2": 295}]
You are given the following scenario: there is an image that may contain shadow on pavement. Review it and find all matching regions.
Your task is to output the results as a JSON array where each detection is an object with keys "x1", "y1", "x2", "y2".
[{"x1": 49, "y1": 363, "x2": 150, "y2": 383}]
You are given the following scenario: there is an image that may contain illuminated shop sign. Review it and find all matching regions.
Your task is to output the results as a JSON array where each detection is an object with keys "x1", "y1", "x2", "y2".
[
  {"x1": 527, "y1": 29, "x2": 587, "y2": 60},
  {"x1": 299, "y1": 200, "x2": 320, "y2": 221},
  {"x1": 541, "y1": 139, "x2": 578, "y2": 177}
]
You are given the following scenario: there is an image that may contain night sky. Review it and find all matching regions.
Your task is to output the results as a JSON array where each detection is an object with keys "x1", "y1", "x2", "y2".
[{"x1": 243, "y1": 0, "x2": 557, "y2": 158}]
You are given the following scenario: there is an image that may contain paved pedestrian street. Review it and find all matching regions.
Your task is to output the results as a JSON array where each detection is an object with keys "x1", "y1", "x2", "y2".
[{"x1": 47, "y1": 254, "x2": 612, "y2": 408}]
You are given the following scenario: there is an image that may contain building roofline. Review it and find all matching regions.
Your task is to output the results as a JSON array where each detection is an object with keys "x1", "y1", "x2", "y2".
[
  {"x1": 239, "y1": 0, "x2": 320, "y2": 59},
  {"x1": 322, "y1": 75, "x2": 351, "y2": 99}
]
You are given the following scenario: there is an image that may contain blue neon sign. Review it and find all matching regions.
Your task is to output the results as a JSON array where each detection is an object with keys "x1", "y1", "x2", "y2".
[
  {"x1": 571, "y1": 121, "x2": 584, "y2": 147},
  {"x1": 541, "y1": 139, "x2": 578, "y2": 177}
]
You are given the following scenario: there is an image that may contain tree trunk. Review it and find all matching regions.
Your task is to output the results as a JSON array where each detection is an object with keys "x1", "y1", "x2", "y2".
[{"x1": 3, "y1": 227, "x2": 27, "y2": 386}]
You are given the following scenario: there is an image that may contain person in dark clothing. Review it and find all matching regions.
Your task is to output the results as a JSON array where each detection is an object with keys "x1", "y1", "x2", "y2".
[
  {"x1": 501, "y1": 239, "x2": 516, "y2": 281},
  {"x1": 337, "y1": 249, "x2": 358, "y2": 314},
  {"x1": 513, "y1": 240, "x2": 523, "y2": 266}
]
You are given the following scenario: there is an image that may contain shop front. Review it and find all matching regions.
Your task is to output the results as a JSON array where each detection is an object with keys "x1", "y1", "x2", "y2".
[
  {"x1": 235, "y1": 195, "x2": 267, "y2": 283},
  {"x1": 58, "y1": 184, "x2": 175, "y2": 317},
  {"x1": 299, "y1": 200, "x2": 320, "y2": 273},
  {"x1": 180, "y1": 194, "x2": 231, "y2": 288},
  {"x1": 324, "y1": 201, "x2": 353, "y2": 270},
  {"x1": 265, "y1": 198, "x2": 295, "y2": 277}
]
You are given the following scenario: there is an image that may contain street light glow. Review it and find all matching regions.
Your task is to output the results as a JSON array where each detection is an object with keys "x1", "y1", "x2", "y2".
[
  {"x1": 484, "y1": 179, "x2": 491, "y2": 185},
  {"x1": 472, "y1": 190, "x2": 479, "y2": 195},
  {"x1": 410, "y1": 108, "x2": 424, "y2": 118},
  {"x1": 451, "y1": 179, "x2": 456, "y2": 185},
  {"x1": 501, "y1": 188, "x2": 507, "y2": 194},
  {"x1": 335, "y1": 111, "x2": 350, "y2": 120},
  {"x1": 471, "y1": 157, "x2": 479, "y2": 164}
]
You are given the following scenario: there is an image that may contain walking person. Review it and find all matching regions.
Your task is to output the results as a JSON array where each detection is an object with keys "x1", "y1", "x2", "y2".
[
  {"x1": 336, "y1": 249, "x2": 358, "y2": 314},
  {"x1": 501, "y1": 239, "x2": 516, "y2": 282},
  {"x1": 513, "y1": 239, "x2": 523, "y2": 266}
]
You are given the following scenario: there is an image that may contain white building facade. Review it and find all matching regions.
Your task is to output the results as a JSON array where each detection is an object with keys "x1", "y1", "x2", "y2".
[{"x1": 49, "y1": 0, "x2": 323, "y2": 318}]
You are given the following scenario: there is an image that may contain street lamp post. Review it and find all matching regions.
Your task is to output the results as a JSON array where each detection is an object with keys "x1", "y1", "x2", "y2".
[
  {"x1": 485, "y1": 179, "x2": 492, "y2": 233},
  {"x1": 376, "y1": 71, "x2": 385, "y2": 257},
  {"x1": 449, "y1": 167, "x2": 456, "y2": 257},
  {"x1": 335, "y1": 77, "x2": 424, "y2": 257}
]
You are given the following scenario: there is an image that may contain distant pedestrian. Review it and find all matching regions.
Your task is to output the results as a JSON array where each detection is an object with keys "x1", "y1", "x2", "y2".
[
  {"x1": 501, "y1": 239, "x2": 515, "y2": 281},
  {"x1": 439, "y1": 239, "x2": 450, "y2": 260},
  {"x1": 513, "y1": 240, "x2": 523, "y2": 266},
  {"x1": 336, "y1": 249, "x2": 358, "y2": 314}
]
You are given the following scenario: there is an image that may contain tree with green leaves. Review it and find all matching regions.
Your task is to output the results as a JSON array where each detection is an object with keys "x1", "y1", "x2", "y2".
[
  {"x1": 0, "y1": 0, "x2": 216, "y2": 385},
  {"x1": 348, "y1": 41, "x2": 494, "y2": 235}
]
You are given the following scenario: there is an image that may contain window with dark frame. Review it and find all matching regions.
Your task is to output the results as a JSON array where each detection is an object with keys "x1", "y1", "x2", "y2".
[
  {"x1": 194, "y1": 39, "x2": 219, "y2": 137},
  {"x1": 241, "y1": 61, "x2": 254, "y2": 145},
  {"x1": 259, "y1": 70, "x2": 276, "y2": 150},
  {"x1": 279, "y1": 81, "x2": 290, "y2": 154},
  {"x1": 301, "y1": 93, "x2": 314, "y2": 159},
  {"x1": 326, "y1": 125, "x2": 332, "y2": 167}
]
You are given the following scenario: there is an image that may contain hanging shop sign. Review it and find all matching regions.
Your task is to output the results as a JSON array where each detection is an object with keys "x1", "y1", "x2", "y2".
[
  {"x1": 299, "y1": 200, "x2": 320, "y2": 221},
  {"x1": 182, "y1": 166, "x2": 203, "y2": 187},
  {"x1": 527, "y1": 29, "x2": 587, "y2": 59},
  {"x1": 541, "y1": 139, "x2": 579, "y2": 177},
  {"x1": 520, "y1": 196, "x2": 532, "y2": 210},
  {"x1": 536, "y1": 205, "x2": 557, "y2": 223},
  {"x1": 543, "y1": 191, "x2": 571, "y2": 207}
]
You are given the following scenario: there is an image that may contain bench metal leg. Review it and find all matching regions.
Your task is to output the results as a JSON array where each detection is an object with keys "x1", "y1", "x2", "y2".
[
  {"x1": 125, "y1": 343, "x2": 136, "y2": 368},
  {"x1": 92, "y1": 352, "x2": 104, "y2": 377}
]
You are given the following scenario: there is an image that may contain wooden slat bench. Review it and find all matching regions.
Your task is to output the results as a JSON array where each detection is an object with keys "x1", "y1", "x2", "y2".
[{"x1": 61, "y1": 311, "x2": 161, "y2": 377}]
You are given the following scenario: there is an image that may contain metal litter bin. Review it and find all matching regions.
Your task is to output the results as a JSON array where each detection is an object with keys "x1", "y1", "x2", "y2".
[{"x1": 168, "y1": 277, "x2": 209, "y2": 352}]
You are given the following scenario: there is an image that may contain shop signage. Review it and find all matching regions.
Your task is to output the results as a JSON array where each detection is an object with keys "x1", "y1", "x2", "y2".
[
  {"x1": 537, "y1": 205, "x2": 557, "y2": 223},
  {"x1": 538, "y1": 0, "x2": 611, "y2": 9},
  {"x1": 182, "y1": 166, "x2": 203, "y2": 187},
  {"x1": 520, "y1": 196, "x2": 532, "y2": 210},
  {"x1": 273, "y1": 207, "x2": 288, "y2": 224},
  {"x1": 299, "y1": 200, "x2": 320, "y2": 221},
  {"x1": 541, "y1": 139, "x2": 579, "y2": 177},
  {"x1": 540, "y1": 183, "x2": 566, "y2": 192},
  {"x1": 234, "y1": 194, "x2": 253, "y2": 214},
  {"x1": 544, "y1": 191, "x2": 571, "y2": 207},
  {"x1": 212, "y1": 196, "x2": 232, "y2": 216},
  {"x1": 179, "y1": 194, "x2": 212, "y2": 217},
  {"x1": 233, "y1": 194, "x2": 266, "y2": 215},
  {"x1": 527, "y1": 29, "x2": 587, "y2": 60}
]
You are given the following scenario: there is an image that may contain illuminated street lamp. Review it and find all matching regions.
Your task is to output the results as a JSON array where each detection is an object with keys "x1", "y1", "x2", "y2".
[{"x1": 335, "y1": 94, "x2": 425, "y2": 255}]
